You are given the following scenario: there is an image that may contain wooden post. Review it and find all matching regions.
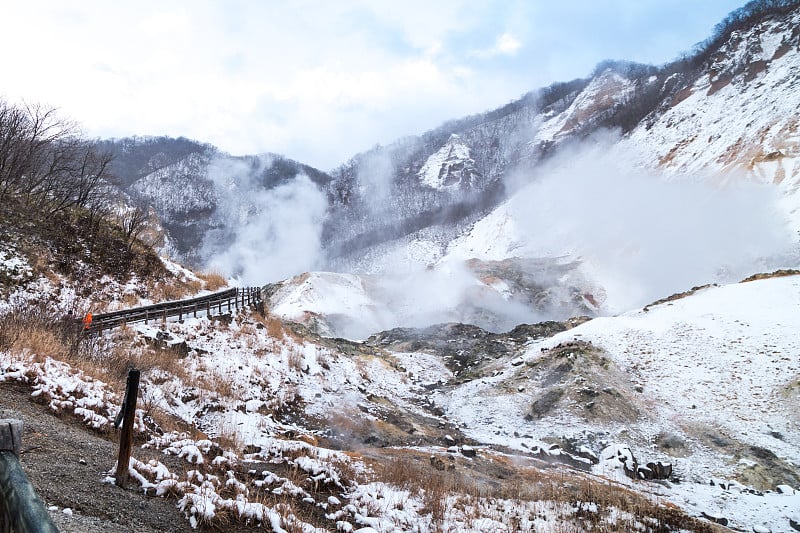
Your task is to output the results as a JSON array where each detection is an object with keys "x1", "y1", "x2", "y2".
[
  {"x1": 0, "y1": 420, "x2": 59, "y2": 533},
  {"x1": 193, "y1": 304, "x2": 197, "y2": 318},
  {"x1": 0, "y1": 420, "x2": 21, "y2": 456},
  {"x1": 115, "y1": 369, "x2": 140, "y2": 487}
]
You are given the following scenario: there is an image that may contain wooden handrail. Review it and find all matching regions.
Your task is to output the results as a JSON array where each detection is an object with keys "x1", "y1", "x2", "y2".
[
  {"x1": 0, "y1": 420, "x2": 60, "y2": 533},
  {"x1": 79, "y1": 287, "x2": 263, "y2": 333}
]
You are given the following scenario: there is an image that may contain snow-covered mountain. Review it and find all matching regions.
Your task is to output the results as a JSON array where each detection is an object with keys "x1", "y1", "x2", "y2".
[
  {"x1": 103, "y1": 137, "x2": 332, "y2": 266},
  {"x1": 5, "y1": 3, "x2": 800, "y2": 531},
  {"x1": 620, "y1": 5, "x2": 800, "y2": 229},
  {"x1": 264, "y1": 1, "x2": 800, "y2": 333},
  {"x1": 103, "y1": 2, "x2": 800, "y2": 336}
]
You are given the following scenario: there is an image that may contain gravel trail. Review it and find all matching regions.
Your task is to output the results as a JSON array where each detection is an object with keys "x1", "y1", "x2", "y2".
[{"x1": 0, "y1": 382, "x2": 193, "y2": 533}]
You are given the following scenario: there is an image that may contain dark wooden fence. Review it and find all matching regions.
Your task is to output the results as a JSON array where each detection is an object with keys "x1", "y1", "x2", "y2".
[
  {"x1": 82, "y1": 287, "x2": 263, "y2": 333},
  {"x1": 0, "y1": 420, "x2": 59, "y2": 533}
]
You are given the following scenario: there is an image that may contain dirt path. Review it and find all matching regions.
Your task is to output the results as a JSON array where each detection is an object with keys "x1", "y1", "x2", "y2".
[{"x1": 0, "y1": 381, "x2": 193, "y2": 533}]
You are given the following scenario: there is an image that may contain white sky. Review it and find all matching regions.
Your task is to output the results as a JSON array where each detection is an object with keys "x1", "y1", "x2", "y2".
[{"x1": 1, "y1": 0, "x2": 745, "y2": 170}]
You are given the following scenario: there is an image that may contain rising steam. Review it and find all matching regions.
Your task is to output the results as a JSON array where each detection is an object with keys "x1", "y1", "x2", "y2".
[
  {"x1": 498, "y1": 135, "x2": 798, "y2": 312},
  {"x1": 201, "y1": 155, "x2": 328, "y2": 284},
  {"x1": 204, "y1": 134, "x2": 798, "y2": 338}
]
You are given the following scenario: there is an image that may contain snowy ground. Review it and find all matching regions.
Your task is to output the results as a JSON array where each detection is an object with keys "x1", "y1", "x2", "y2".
[
  {"x1": 437, "y1": 274, "x2": 800, "y2": 532},
  {"x1": 2, "y1": 248, "x2": 799, "y2": 530}
]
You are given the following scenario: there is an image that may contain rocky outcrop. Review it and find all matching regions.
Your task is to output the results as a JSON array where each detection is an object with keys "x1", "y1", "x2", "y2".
[
  {"x1": 605, "y1": 445, "x2": 673, "y2": 482},
  {"x1": 524, "y1": 341, "x2": 641, "y2": 424},
  {"x1": 626, "y1": 460, "x2": 673, "y2": 481}
]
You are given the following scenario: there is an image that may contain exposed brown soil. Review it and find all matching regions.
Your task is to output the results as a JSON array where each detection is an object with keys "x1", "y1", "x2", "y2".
[
  {"x1": 643, "y1": 283, "x2": 717, "y2": 311},
  {"x1": 739, "y1": 269, "x2": 800, "y2": 283}
]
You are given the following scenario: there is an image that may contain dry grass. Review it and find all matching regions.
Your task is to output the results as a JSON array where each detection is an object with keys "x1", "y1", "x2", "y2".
[
  {"x1": 0, "y1": 304, "x2": 194, "y2": 389},
  {"x1": 643, "y1": 283, "x2": 716, "y2": 312},
  {"x1": 740, "y1": 268, "x2": 800, "y2": 283},
  {"x1": 213, "y1": 420, "x2": 244, "y2": 452},
  {"x1": 72, "y1": 325, "x2": 193, "y2": 384},
  {"x1": 367, "y1": 449, "x2": 718, "y2": 533},
  {"x1": 355, "y1": 357, "x2": 369, "y2": 380},
  {"x1": 5, "y1": 323, "x2": 70, "y2": 361},
  {"x1": 138, "y1": 272, "x2": 207, "y2": 304},
  {"x1": 184, "y1": 279, "x2": 203, "y2": 294},
  {"x1": 316, "y1": 351, "x2": 331, "y2": 370},
  {"x1": 265, "y1": 383, "x2": 305, "y2": 422},
  {"x1": 0, "y1": 304, "x2": 76, "y2": 361},
  {"x1": 197, "y1": 370, "x2": 236, "y2": 399},
  {"x1": 287, "y1": 346, "x2": 305, "y2": 373},
  {"x1": 149, "y1": 281, "x2": 190, "y2": 302},
  {"x1": 140, "y1": 390, "x2": 190, "y2": 436},
  {"x1": 120, "y1": 291, "x2": 141, "y2": 308},
  {"x1": 378, "y1": 455, "x2": 464, "y2": 522},
  {"x1": 250, "y1": 312, "x2": 287, "y2": 341},
  {"x1": 267, "y1": 317, "x2": 287, "y2": 340},
  {"x1": 197, "y1": 270, "x2": 227, "y2": 291}
]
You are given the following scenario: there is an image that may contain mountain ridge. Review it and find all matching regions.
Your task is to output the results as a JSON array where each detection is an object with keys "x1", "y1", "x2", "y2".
[
  {"x1": 103, "y1": 1, "x2": 800, "y2": 277},
  {"x1": 92, "y1": 1, "x2": 800, "y2": 335}
]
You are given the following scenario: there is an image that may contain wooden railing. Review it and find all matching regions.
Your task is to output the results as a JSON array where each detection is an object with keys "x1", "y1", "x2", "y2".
[
  {"x1": 0, "y1": 420, "x2": 59, "y2": 533},
  {"x1": 82, "y1": 287, "x2": 263, "y2": 333}
]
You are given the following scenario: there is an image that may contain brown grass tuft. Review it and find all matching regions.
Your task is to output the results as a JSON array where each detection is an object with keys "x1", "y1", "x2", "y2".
[
  {"x1": 250, "y1": 312, "x2": 288, "y2": 341},
  {"x1": 198, "y1": 271, "x2": 227, "y2": 291},
  {"x1": 287, "y1": 347, "x2": 305, "y2": 372},
  {"x1": 198, "y1": 370, "x2": 236, "y2": 399}
]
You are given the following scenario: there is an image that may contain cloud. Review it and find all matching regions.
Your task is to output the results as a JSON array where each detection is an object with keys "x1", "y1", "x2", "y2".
[
  {"x1": 470, "y1": 32, "x2": 523, "y2": 58},
  {"x1": 0, "y1": 0, "x2": 746, "y2": 169}
]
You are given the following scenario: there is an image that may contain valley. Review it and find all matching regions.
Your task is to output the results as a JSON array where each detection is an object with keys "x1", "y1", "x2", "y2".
[{"x1": 2, "y1": 1, "x2": 800, "y2": 531}]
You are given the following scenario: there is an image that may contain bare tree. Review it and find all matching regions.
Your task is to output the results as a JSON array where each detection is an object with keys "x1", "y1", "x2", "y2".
[
  {"x1": 120, "y1": 205, "x2": 149, "y2": 250},
  {"x1": 0, "y1": 101, "x2": 77, "y2": 203},
  {"x1": 0, "y1": 98, "x2": 113, "y2": 220}
]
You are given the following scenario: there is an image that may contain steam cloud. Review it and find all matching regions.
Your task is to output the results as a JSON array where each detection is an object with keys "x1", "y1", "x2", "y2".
[
  {"x1": 330, "y1": 134, "x2": 798, "y2": 337},
  {"x1": 503, "y1": 136, "x2": 798, "y2": 313},
  {"x1": 204, "y1": 134, "x2": 798, "y2": 338},
  {"x1": 202, "y1": 155, "x2": 328, "y2": 284}
]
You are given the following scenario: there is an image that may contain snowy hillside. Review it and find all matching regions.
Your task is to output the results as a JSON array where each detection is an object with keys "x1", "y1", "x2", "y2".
[
  {"x1": 436, "y1": 272, "x2": 800, "y2": 532},
  {"x1": 5, "y1": 250, "x2": 798, "y2": 531},
  {"x1": 130, "y1": 152, "x2": 217, "y2": 219},
  {"x1": 533, "y1": 69, "x2": 638, "y2": 144},
  {"x1": 620, "y1": 6, "x2": 800, "y2": 228}
]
